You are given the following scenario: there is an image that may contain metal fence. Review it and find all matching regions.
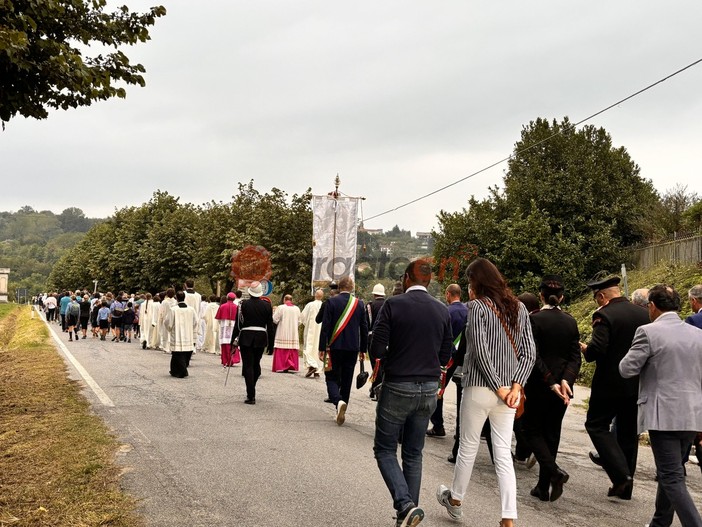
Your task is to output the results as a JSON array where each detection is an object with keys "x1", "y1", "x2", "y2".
[{"x1": 631, "y1": 233, "x2": 702, "y2": 269}]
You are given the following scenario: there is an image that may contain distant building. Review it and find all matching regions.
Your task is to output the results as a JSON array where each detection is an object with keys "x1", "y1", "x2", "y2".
[{"x1": 415, "y1": 231, "x2": 434, "y2": 251}]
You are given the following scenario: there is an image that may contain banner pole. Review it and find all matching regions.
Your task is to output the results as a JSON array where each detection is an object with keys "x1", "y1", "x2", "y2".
[{"x1": 331, "y1": 174, "x2": 340, "y2": 282}]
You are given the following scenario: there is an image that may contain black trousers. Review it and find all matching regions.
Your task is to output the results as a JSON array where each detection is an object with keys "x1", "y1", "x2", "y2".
[
  {"x1": 513, "y1": 416, "x2": 532, "y2": 461},
  {"x1": 430, "y1": 361, "x2": 458, "y2": 430},
  {"x1": 451, "y1": 380, "x2": 463, "y2": 459},
  {"x1": 585, "y1": 391, "x2": 638, "y2": 485},
  {"x1": 522, "y1": 386, "x2": 568, "y2": 490},
  {"x1": 169, "y1": 352, "x2": 189, "y2": 378},
  {"x1": 329, "y1": 349, "x2": 358, "y2": 407},
  {"x1": 648, "y1": 431, "x2": 702, "y2": 527},
  {"x1": 240, "y1": 346, "x2": 264, "y2": 400}
]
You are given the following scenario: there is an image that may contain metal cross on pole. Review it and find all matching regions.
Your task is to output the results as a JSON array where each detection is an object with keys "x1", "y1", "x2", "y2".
[{"x1": 331, "y1": 174, "x2": 340, "y2": 282}]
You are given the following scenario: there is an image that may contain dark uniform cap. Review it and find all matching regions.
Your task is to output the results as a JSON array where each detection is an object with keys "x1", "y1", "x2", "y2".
[
  {"x1": 539, "y1": 274, "x2": 564, "y2": 290},
  {"x1": 586, "y1": 276, "x2": 620, "y2": 292},
  {"x1": 329, "y1": 281, "x2": 339, "y2": 290}
]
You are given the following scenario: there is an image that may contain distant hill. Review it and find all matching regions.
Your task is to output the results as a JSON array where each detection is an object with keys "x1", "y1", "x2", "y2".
[{"x1": 0, "y1": 207, "x2": 102, "y2": 299}]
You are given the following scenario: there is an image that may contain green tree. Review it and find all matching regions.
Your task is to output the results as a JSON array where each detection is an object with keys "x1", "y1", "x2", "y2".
[
  {"x1": 47, "y1": 221, "x2": 113, "y2": 291},
  {"x1": 226, "y1": 182, "x2": 313, "y2": 299},
  {"x1": 194, "y1": 201, "x2": 240, "y2": 294},
  {"x1": 141, "y1": 202, "x2": 199, "y2": 291},
  {"x1": 57, "y1": 207, "x2": 92, "y2": 232},
  {"x1": 0, "y1": 0, "x2": 166, "y2": 124},
  {"x1": 683, "y1": 200, "x2": 702, "y2": 232},
  {"x1": 47, "y1": 185, "x2": 315, "y2": 298},
  {"x1": 433, "y1": 117, "x2": 659, "y2": 296},
  {"x1": 651, "y1": 184, "x2": 700, "y2": 237}
]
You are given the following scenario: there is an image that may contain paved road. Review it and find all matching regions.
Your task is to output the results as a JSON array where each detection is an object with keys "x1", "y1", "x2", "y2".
[{"x1": 44, "y1": 317, "x2": 700, "y2": 527}]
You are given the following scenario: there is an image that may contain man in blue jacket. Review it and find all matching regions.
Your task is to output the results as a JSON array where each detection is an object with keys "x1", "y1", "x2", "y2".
[
  {"x1": 320, "y1": 275, "x2": 368, "y2": 426},
  {"x1": 371, "y1": 259, "x2": 453, "y2": 527},
  {"x1": 685, "y1": 285, "x2": 702, "y2": 329}
]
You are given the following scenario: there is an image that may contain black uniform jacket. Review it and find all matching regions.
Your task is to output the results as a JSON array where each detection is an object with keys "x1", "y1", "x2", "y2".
[
  {"x1": 583, "y1": 297, "x2": 649, "y2": 398},
  {"x1": 528, "y1": 308, "x2": 581, "y2": 393},
  {"x1": 234, "y1": 297, "x2": 273, "y2": 348}
]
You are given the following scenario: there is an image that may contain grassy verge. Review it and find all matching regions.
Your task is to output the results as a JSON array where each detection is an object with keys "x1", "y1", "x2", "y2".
[
  {"x1": 0, "y1": 305, "x2": 142, "y2": 527},
  {"x1": 569, "y1": 261, "x2": 702, "y2": 387}
]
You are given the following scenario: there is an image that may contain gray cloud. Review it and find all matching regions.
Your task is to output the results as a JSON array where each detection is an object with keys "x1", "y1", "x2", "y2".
[{"x1": 1, "y1": 0, "x2": 701, "y2": 232}]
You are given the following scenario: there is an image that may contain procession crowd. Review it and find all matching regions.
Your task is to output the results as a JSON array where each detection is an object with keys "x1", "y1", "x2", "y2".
[{"x1": 36, "y1": 259, "x2": 702, "y2": 527}]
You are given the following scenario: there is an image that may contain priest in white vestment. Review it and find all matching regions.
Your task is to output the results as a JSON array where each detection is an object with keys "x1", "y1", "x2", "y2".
[
  {"x1": 159, "y1": 289, "x2": 177, "y2": 352},
  {"x1": 198, "y1": 295, "x2": 219, "y2": 354},
  {"x1": 196, "y1": 298, "x2": 208, "y2": 352},
  {"x1": 139, "y1": 293, "x2": 155, "y2": 349},
  {"x1": 271, "y1": 294, "x2": 301, "y2": 372},
  {"x1": 147, "y1": 295, "x2": 161, "y2": 349},
  {"x1": 300, "y1": 289, "x2": 324, "y2": 377},
  {"x1": 183, "y1": 279, "x2": 202, "y2": 317},
  {"x1": 164, "y1": 290, "x2": 198, "y2": 378}
]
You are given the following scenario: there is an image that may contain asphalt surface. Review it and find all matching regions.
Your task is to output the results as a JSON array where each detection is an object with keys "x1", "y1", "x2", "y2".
[{"x1": 43, "y1": 316, "x2": 700, "y2": 527}]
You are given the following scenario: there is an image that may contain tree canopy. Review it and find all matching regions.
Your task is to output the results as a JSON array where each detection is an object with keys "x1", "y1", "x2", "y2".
[
  {"x1": 0, "y1": 0, "x2": 166, "y2": 124},
  {"x1": 432, "y1": 117, "x2": 661, "y2": 297},
  {"x1": 0, "y1": 206, "x2": 99, "y2": 298},
  {"x1": 47, "y1": 183, "x2": 314, "y2": 299}
]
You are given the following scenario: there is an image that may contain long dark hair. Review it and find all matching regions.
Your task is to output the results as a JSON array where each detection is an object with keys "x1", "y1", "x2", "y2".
[{"x1": 466, "y1": 258, "x2": 520, "y2": 328}]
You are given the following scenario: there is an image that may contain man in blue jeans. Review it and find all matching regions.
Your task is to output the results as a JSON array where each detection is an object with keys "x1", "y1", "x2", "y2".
[{"x1": 371, "y1": 259, "x2": 453, "y2": 527}]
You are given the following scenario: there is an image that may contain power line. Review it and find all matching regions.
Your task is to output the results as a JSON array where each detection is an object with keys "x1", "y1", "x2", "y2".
[{"x1": 364, "y1": 57, "x2": 702, "y2": 223}]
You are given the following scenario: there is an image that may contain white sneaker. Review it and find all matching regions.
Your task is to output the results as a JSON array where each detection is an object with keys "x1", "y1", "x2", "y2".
[
  {"x1": 436, "y1": 485, "x2": 462, "y2": 520},
  {"x1": 336, "y1": 401, "x2": 347, "y2": 426}
]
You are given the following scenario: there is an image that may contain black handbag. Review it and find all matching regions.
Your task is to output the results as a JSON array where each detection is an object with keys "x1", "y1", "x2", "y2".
[{"x1": 356, "y1": 353, "x2": 369, "y2": 389}]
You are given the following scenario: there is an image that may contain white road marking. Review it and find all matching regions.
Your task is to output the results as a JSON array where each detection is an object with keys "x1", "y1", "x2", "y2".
[{"x1": 38, "y1": 307, "x2": 115, "y2": 407}]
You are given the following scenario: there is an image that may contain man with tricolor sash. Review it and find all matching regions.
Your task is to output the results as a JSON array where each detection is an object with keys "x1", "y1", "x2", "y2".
[{"x1": 320, "y1": 276, "x2": 368, "y2": 426}]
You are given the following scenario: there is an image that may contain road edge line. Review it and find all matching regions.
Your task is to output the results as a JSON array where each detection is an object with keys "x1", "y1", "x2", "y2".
[{"x1": 35, "y1": 306, "x2": 115, "y2": 408}]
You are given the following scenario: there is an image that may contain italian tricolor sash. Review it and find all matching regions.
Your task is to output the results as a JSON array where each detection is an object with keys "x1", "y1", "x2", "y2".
[
  {"x1": 453, "y1": 333, "x2": 461, "y2": 350},
  {"x1": 329, "y1": 294, "x2": 359, "y2": 345}
]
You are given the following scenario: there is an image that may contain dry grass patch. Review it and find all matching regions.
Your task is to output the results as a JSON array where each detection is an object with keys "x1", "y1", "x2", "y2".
[{"x1": 0, "y1": 306, "x2": 142, "y2": 527}]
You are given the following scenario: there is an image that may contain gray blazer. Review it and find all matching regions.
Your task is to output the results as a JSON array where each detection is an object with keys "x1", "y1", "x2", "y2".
[{"x1": 619, "y1": 311, "x2": 702, "y2": 434}]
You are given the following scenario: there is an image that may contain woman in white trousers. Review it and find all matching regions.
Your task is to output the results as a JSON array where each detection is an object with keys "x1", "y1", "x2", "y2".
[{"x1": 437, "y1": 258, "x2": 536, "y2": 527}]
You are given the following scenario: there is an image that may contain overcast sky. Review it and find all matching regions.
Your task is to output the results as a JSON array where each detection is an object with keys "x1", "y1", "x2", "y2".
[{"x1": 1, "y1": 1, "x2": 701, "y2": 233}]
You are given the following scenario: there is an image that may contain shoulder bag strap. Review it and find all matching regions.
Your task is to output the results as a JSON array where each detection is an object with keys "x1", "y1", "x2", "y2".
[{"x1": 479, "y1": 299, "x2": 520, "y2": 359}]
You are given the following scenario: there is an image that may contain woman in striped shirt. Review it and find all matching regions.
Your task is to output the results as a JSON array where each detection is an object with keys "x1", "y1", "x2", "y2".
[{"x1": 438, "y1": 258, "x2": 536, "y2": 527}]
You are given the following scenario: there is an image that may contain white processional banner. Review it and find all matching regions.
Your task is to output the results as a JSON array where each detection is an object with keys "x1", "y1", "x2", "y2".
[{"x1": 312, "y1": 195, "x2": 359, "y2": 288}]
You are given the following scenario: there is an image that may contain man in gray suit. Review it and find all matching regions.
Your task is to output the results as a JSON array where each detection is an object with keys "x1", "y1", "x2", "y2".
[{"x1": 620, "y1": 285, "x2": 702, "y2": 527}]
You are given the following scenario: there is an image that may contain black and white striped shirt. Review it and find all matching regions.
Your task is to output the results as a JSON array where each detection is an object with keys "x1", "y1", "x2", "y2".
[{"x1": 461, "y1": 298, "x2": 536, "y2": 391}]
